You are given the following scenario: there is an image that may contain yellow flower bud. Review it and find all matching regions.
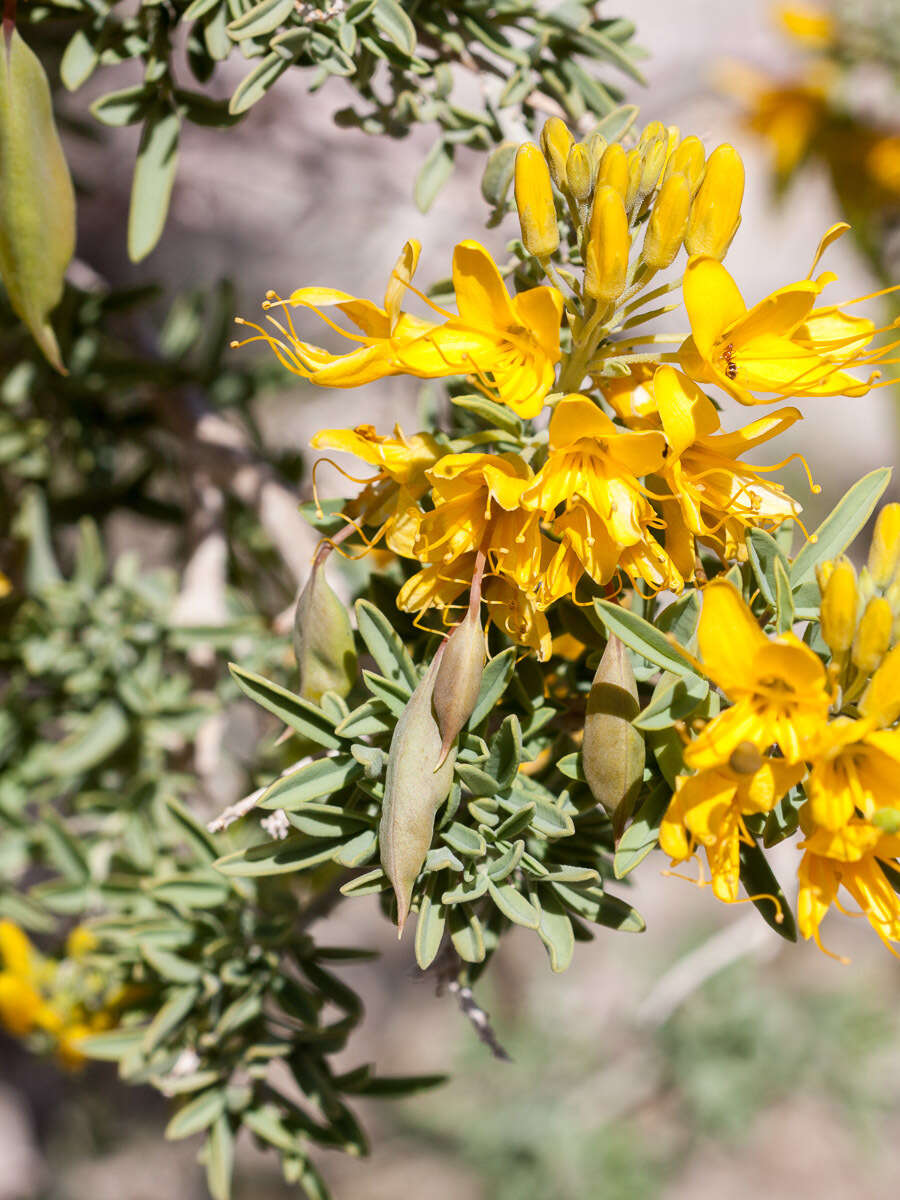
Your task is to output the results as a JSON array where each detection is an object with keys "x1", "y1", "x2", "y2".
[
  {"x1": 514, "y1": 142, "x2": 559, "y2": 259},
  {"x1": 584, "y1": 185, "x2": 630, "y2": 305},
  {"x1": 820, "y1": 558, "x2": 858, "y2": 654},
  {"x1": 639, "y1": 120, "x2": 666, "y2": 145},
  {"x1": 815, "y1": 559, "x2": 835, "y2": 593},
  {"x1": 565, "y1": 143, "x2": 593, "y2": 205},
  {"x1": 664, "y1": 135, "x2": 706, "y2": 192},
  {"x1": 663, "y1": 125, "x2": 681, "y2": 162},
  {"x1": 685, "y1": 144, "x2": 745, "y2": 259},
  {"x1": 584, "y1": 131, "x2": 607, "y2": 174},
  {"x1": 624, "y1": 147, "x2": 642, "y2": 211},
  {"x1": 868, "y1": 503, "x2": 900, "y2": 588},
  {"x1": 641, "y1": 173, "x2": 691, "y2": 270},
  {"x1": 65, "y1": 926, "x2": 98, "y2": 960},
  {"x1": 852, "y1": 595, "x2": 893, "y2": 673},
  {"x1": 540, "y1": 116, "x2": 574, "y2": 190},
  {"x1": 639, "y1": 136, "x2": 669, "y2": 198},
  {"x1": 595, "y1": 141, "x2": 628, "y2": 198}
]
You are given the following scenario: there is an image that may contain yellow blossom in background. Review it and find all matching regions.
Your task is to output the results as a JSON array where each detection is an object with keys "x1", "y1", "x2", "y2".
[
  {"x1": 777, "y1": 3, "x2": 835, "y2": 47},
  {"x1": 804, "y1": 717, "x2": 900, "y2": 831},
  {"x1": 685, "y1": 580, "x2": 832, "y2": 768},
  {"x1": 661, "y1": 756, "x2": 805, "y2": 902}
]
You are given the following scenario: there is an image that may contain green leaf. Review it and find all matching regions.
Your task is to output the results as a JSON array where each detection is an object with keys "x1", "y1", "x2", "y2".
[
  {"x1": 141, "y1": 945, "x2": 202, "y2": 984},
  {"x1": 448, "y1": 906, "x2": 485, "y2": 963},
  {"x1": 229, "y1": 664, "x2": 341, "y2": 748},
  {"x1": 340, "y1": 866, "x2": 388, "y2": 896},
  {"x1": 142, "y1": 985, "x2": 200, "y2": 1055},
  {"x1": 128, "y1": 107, "x2": 181, "y2": 262},
  {"x1": 774, "y1": 557, "x2": 794, "y2": 634},
  {"x1": 50, "y1": 700, "x2": 129, "y2": 775},
  {"x1": 362, "y1": 670, "x2": 409, "y2": 716},
  {"x1": 354, "y1": 599, "x2": 417, "y2": 689},
  {"x1": 594, "y1": 600, "x2": 697, "y2": 679},
  {"x1": 229, "y1": 52, "x2": 290, "y2": 116},
  {"x1": 205, "y1": 1114, "x2": 234, "y2": 1200},
  {"x1": 441, "y1": 823, "x2": 486, "y2": 858},
  {"x1": 165, "y1": 796, "x2": 219, "y2": 863},
  {"x1": 75, "y1": 1027, "x2": 148, "y2": 1061},
  {"x1": 556, "y1": 753, "x2": 586, "y2": 781},
  {"x1": 415, "y1": 138, "x2": 454, "y2": 212},
  {"x1": 227, "y1": 0, "x2": 293, "y2": 40},
  {"x1": 260, "y1": 757, "x2": 363, "y2": 810},
  {"x1": 480, "y1": 141, "x2": 517, "y2": 207},
  {"x1": 165, "y1": 1089, "x2": 227, "y2": 1140},
  {"x1": 633, "y1": 674, "x2": 708, "y2": 731},
  {"x1": 655, "y1": 589, "x2": 702, "y2": 647},
  {"x1": 286, "y1": 801, "x2": 372, "y2": 837},
  {"x1": 451, "y1": 393, "x2": 523, "y2": 438},
  {"x1": 60, "y1": 28, "x2": 99, "y2": 90},
  {"x1": 590, "y1": 103, "x2": 639, "y2": 142},
  {"x1": 148, "y1": 873, "x2": 231, "y2": 909},
  {"x1": 215, "y1": 835, "x2": 340, "y2": 877},
  {"x1": 372, "y1": 0, "x2": 416, "y2": 54},
  {"x1": 487, "y1": 839, "x2": 524, "y2": 882},
  {"x1": 738, "y1": 838, "x2": 797, "y2": 942},
  {"x1": 487, "y1": 878, "x2": 540, "y2": 929},
  {"x1": 746, "y1": 527, "x2": 790, "y2": 609},
  {"x1": 332, "y1": 827, "x2": 377, "y2": 867},
  {"x1": 790, "y1": 468, "x2": 892, "y2": 586},
  {"x1": 414, "y1": 875, "x2": 446, "y2": 969},
  {"x1": 483, "y1": 714, "x2": 521, "y2": 791},
  {"x1": 469, "y1": 647, "x2": 516, "y2": 728},
  {"x1": 534, "y1": 887, "x2": 574, "y2": 972},
  {"x1": 90, "y1": 84, "x2": 152, "y2": 127},
  {"x1": 613, "y1": 779, "x2": 670, "y2": 879}
]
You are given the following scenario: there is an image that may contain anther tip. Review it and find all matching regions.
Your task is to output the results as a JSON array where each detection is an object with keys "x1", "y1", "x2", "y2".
[{"x1": 229, "y1": 340, "x2": 239, "y2": 349}]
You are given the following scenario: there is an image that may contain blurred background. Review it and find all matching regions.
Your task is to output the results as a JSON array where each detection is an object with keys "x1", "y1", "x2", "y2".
[{"x1": 3, "y1": 0, "x2": 900, "y2": 1196}]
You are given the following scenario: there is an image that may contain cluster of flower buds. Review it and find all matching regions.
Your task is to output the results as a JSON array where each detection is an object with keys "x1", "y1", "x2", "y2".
[
  {"x1": 818, "y1": 503, "x2": 900, "y2": 696},
  {"x1": 513, "y1": 117, "x2": 745, "y2": 311}
]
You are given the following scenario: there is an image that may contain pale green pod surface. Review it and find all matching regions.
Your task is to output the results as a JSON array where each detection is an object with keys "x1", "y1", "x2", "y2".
[
  {"x1": 292, "y1": 557, "x2": 357, "y2": 703},
  {"x1": 379, "y1": 647, "x2": 457, "y2": 936},
  {"x1": 0, "y1": 29, "x2": 76, "y2": 372},
  {"x1": 582, "y1": 634, "x2": 645, "y2": 837},
  {"x1": 432, "y1": 604, "x2": 485, "y2": 768}
]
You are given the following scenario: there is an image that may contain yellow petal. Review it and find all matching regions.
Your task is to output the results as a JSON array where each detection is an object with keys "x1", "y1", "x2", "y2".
[
  {"x1": 451, "y1": 240, "x2": 518, "y2": 332},
  {"x1": 653, "y1": 366, "x2": 720, "y2": 458},
  {"x1": 682, "y1": 256, "x2": 747, "y2": 360},
  {"x1": 697, "y1": 579, "x2": 767, "y2": 691}
]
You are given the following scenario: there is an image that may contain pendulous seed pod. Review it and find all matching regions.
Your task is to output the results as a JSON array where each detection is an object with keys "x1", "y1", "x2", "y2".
[
  {"x1": 293, "y1": 555, "x2": 358, "y2": 703},
  {"x1": 582, "y1": 635, "x2": 645, "y2": 836},
  {"x1": 641, "y1": 172, "x2": 691, "y2": 269},
  {"x1": 514, "y1": 142, "x2": 559, "y2": 259},
  {"x1": 685, "y1": 143, "x2": 745, "y2": 260},
  {"x1": 0, "y1": 27, "x2": 76, "y2": 373},
  {"x1": 433, "y1": 603, "x2": 485, "y2": 768},
  {"x1": 379, "y1": 645, "x2": 457, "y2": 935},
  {"x1": 584, "y1": 185, "x2": 630, "y2": 305}
]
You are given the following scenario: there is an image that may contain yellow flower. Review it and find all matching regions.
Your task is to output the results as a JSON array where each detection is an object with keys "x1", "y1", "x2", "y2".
[
  {"x1": 804, "y1": 717, "x2": 900, "y2": 832},
  {"x1": 651, "y1": 366, "x2": 803, "y2": 575},
  {"x1": 685, "y1": 579, "x2": 832, "y2": 768},
  {"x1": 238, "y1": 240, "x2": 563, "y2": 418},
  {"x1": 660, "y1": 756, "x2": 805, "y2": 902},
  {"x1": 0, "y1": 973, "x2": 44, "y2": 1036},
  {"x1": 310, "y1": 423, "x2": 441, "y2": 555},
  {"x1": 777, "y1": 4, "x2": 835, "y2": 48},
  {"x1": 679, "y1": 224, "x2": 893, "y2": 405},
  {"x1": 483, "y1": 574, "x2": 552, "y2": 661},
  {"x1": 798, "y1": 816, "x2": 900, "y2": 958},
  {"x1": 522, "y1": 394, "x2": 682, "y2": 596}
]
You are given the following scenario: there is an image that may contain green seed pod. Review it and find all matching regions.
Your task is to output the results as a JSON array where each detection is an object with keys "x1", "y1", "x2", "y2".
[
  {"x1": 0, "y1": 28, "x2": 76, "y2": 372},
  {"x1": 379, "y1": 646, "x2": 457, "y2": 935},
  {"x1": 293, "y1": 556, "x2": 357, "y2": 703},
  {"x1": 582, "y1": 635, "x2": 645, "y2": 836},
  {"x1": 433, "y1": 603, "x2": 485, "y2": 768}
]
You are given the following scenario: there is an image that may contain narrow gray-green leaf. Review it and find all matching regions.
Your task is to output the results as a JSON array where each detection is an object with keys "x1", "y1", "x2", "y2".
[{"x1": 790, "y1": 468, "x2": 892, "y2": 586}]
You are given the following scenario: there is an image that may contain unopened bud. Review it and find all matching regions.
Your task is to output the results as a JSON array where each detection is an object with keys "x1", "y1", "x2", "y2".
[
  {"x1": 641, "y1": 172, "x2": 691, "y2": 269},
  {"x1": 582, "y1": 635, "x2": 645, "y2": 837},
  {"x1": 868, "y1": 503, "x2": 900, "y2": 588},
  {"x1": 639, "y1": 136, "x2": 668, "y2": 199},
  {"x1": 852, "y1": 595, "x2": 893, "y2": 673},
  {"x1": 820, "y1": 558, "x2": 857, "y2": 654},
  {"x1": 685, "y1": 144, "x2": 745, "y2": 259},
  {"x1": 595, "y1": 141, "x2": 629, "y2": 198},
  {"x1": 860, "y1": 643, "x2": 900, "y2": 727},
  {"x1": 663, "y1": 135, "x2": 706, "y2": 192},
  {"x1": 728, "y1": 741, "x2": 763, "y2": 775},
  {"x1": 639, "y1": 120, "x2": 666, "y2": 146},
  {"x1": 379, "y1": 646, "x2": 457, "y2": 936},
  {"x1": 540, "y1": 117, "x2": 574, "y2": 190},
  {"x1": 565, "y1": 143, "x2": 593, "y2": 205},
  {"x1": 515, "y1": 142, "x2": 559, "y2": 259},
  {"x1": 584, "y1": 185, "x2": 630, "y2": 305},
  {"x1": 293, "y1": 556, "x2": 358, "y2": 703},
  {"x1": 663, "y1": 125, "x2": 681, "y2": 162},
  {"x1": 433, "y1": 604, "x2": 485, "y2": 768},
  {"x1": 624, "y1": 147, "x2": 643, "y2": 212},
  {"x1": 584, "y1": 131, "x2": 607, "y2": 175},
  {"x1": 815, "y1": 560, "x2": 835, "y2": 593}
]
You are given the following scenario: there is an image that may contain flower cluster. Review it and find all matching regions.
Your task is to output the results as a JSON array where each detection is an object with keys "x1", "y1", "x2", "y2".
[
  {"x1": 661, "y1": 504, "x2": 900, "y2": 959},
  {"x1": 235, "y1": 117, "x2": 897, "y2": 659},
  {"x1": 0, "y1": 921, "x2": 124, "y2": 1067}
]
